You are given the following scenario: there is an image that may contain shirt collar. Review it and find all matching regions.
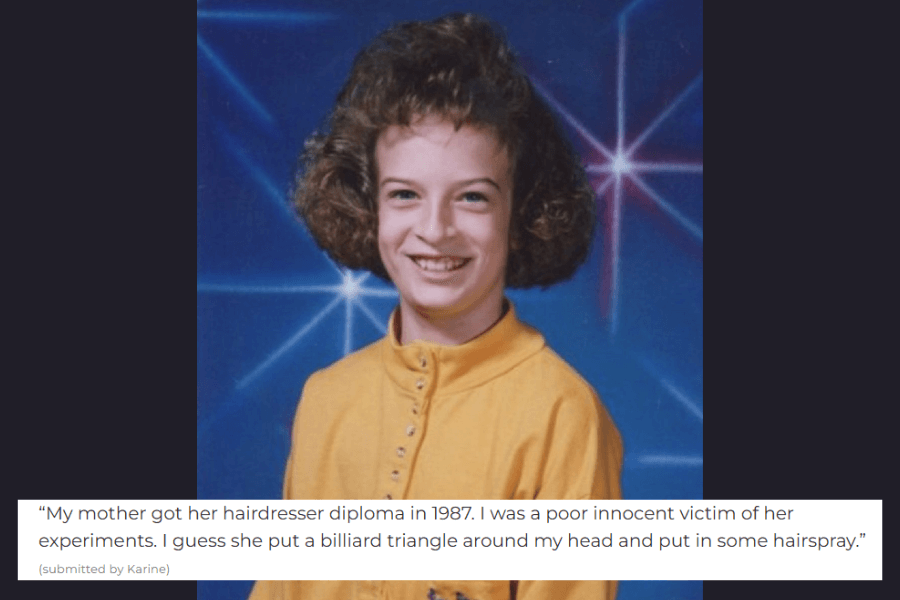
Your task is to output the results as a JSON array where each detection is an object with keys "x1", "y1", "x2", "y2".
[{"x1": 381, "y1": 301, "x2": 545, "y2": 396}]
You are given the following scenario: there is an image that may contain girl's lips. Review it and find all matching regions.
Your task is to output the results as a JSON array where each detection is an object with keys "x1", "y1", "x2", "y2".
[{"x1": 408, "y1": 255, "x2": 471, "y2": 272}]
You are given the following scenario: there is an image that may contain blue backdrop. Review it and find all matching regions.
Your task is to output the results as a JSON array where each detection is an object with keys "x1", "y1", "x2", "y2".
[{"x1": 197, "y1": 0, "x2": 702, "y2": 598}]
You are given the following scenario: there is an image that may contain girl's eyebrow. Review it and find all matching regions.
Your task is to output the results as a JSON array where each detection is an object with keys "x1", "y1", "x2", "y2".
[
  {"x1": 379, "y1": 177, "x2": 416, "y2": 189},
  {"x1": 458, "y1": 178, "x2": 502, "y2": 192},
  {"x1": 379, "y1": 177, "x2": 502, "y2": 191}
]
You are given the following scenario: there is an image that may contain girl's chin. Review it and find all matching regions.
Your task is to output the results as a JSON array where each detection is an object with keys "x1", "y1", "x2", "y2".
[{"x1": 399, "y1": 289, "x2": 501, "y2": 321}]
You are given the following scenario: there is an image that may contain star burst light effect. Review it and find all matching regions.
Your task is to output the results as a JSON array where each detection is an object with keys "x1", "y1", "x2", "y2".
[
  {"x1": 533, "y1": 7, "x2": 703, "y2": 338},
  {"x1": 531, "y1": 1, "x2": 704, "y2": 471},
  {"x1": 198, "y1": 265, "x2": 397, "y2": 390},
  {"x1": 199, "y1": 5, "x2": 392, "y2": 392}
]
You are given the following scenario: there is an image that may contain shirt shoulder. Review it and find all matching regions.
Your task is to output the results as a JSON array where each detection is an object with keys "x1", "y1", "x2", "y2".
[
  {"x1": 514, "y1": 345, "x2": 601, "y2": 407},
  {"x1": 294, "y1": 337, "x2": 384, "y2": 422},
  {"x1": 506, "y1": 344, "x2": 623, "y2": 500},
  {"x1": 512, "y1": 344, "x2": 620, "y2": 442},
  {"x1": 303, "y1": 337, "x2": 383, "y2": 392}
]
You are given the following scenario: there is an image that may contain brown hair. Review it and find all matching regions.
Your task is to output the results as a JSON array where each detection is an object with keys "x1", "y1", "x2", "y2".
[{"x1": 294, "y1": 13, "x2": 595, "y2": 287}]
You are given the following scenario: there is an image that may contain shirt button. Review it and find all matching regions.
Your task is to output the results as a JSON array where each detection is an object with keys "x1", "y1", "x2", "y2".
[
  {"x1": 411, "y1": 404, "x2": 419, "y2": 415},
  {"x1": 415, "y1": 378, "x2": 425, "y2": 390},
  {"x1": 406, "y1": 425, "x2": 416, "y2": 436},
  {"x1": 419, "y1": 356, "x2": 427, "y2": 368},
  {"x1": 384, "y1": 494, "x2": 392, "y2": 500},
  {"x1": 391, "y1": 470, "x2": 400, "y2": 481},
  {"x1": 396, "y1": 447, "x2": 406, "y2": 458}
]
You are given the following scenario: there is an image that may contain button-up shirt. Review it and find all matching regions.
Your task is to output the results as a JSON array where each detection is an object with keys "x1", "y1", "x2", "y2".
[{"x1": 250, "y1": 303, "x2": 623, "y2": 600}]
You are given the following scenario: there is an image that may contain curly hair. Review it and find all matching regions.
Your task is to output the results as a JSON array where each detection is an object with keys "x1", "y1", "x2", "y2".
[{"x1": 294, "y1": 13, "x2": 595, "y2": 288}]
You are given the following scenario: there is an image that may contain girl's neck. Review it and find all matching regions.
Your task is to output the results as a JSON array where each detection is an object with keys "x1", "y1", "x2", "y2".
[{"x1": 397, "y1": 298, "x2": 507, "y2": 346}]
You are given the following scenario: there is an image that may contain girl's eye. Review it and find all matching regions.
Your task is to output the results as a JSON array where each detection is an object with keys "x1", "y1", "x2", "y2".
[
  {"x1": 388, "y1": 189, "x2": 417, "y2": 200},
  {"x1": 461, "y1": 192, "x2": 487, "y2": 203}
]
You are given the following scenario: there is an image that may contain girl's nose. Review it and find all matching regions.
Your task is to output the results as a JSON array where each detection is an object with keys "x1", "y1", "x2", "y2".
[{"x1": 414, "y1": 198, "x2": 456, "y2": 243}]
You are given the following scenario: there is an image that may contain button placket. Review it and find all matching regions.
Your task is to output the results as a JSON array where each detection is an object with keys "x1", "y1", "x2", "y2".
[
  {"x1": 388, "y1": 348, "x2": 432, "y2": 500},
  {"x1": 389, "y1": 443, "x2": 406, "y2": 497},
  {"x1": 407, "y1": 356, "x2": 427, "y2": 440},
  {"x1": 410, "y1": 350, "x2": 428, "y2": 430}
]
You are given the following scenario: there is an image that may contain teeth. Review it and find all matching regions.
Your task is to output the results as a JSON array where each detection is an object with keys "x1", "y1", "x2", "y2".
[{"x1": 411, "y1": 256, "x2": 468, "y2": 271}]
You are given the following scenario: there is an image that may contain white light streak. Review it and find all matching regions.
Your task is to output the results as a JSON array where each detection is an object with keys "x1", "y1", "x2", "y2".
[
  {"x1": 590, "y1": 162, "x2": 704, "y2": 175},
  {"x1": 617, "y1": 15, "x2": 626, "y2": 154},
  {"x1": 594, "y1": 176, "x2": 616, "y2": 197},
  {"x1": 629, "y1": 173, "x2": 703, "y2": 241},
  {"x1": 344, "y1": 290, "x2": 353, "y2": 356},
  {"x1": 356, "y1": 298, "x2": 389, "y2": 334},
  {"x1": 610, "y1": 175, "x2": 623, "y2": 336},
  {"x1": 626, "y1": 73, "x2": 703, "y2": 158},
  {"x1": 630, "y1": 162, "x2": 703, "y2": 173},
  {"x1": 236, "y1": 295, "x2": 342, "y2": 389},
  {"x1": 661, "y1": 379, "x2": 703, "y2": 422},
  {"x1": 215, "y1": 127, "x2": 291, "y2": 214},
  {"x1": 633, "y1": 355, "x2": 703, "y2": 423},
  {"x1": 197, "y1": 9, "x2": 337, "y2": 135},
  {"x1": 197, "y1": 10, "x2": 337, "y2": 23},
  {"x1": 635, "y1": 454, "x2": 703, "y2": 467},
  {"x1": 359, "y1": 287, "x2": 401, "y2": 298},
  {"x1": 198, "y1": 284, "x2": 341, "y2": 294},
  {"x1": 196, "y1": 35, "x2": 275, "y2": 126},
  {"x1": 532, "y1": 81, "x2": 616, "y2": 161},
  {"x1": 324, "y1": 252, "x2": 347, "y2": 277}
]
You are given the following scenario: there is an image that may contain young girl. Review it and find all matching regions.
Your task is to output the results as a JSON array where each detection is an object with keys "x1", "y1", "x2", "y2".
[{"x1": 250, "y1": 13, "x2": 622, "y2": 600}]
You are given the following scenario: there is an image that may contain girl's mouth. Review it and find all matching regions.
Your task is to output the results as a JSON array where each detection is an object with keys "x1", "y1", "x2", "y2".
[{"x1": 409, "y1": 255, "x2": 470, "y2": 272}]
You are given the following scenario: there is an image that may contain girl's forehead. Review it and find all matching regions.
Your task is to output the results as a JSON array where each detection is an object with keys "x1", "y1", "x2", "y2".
[
  {"x1": 379, "y1": 115, "x2": 497, "y2": 146},
  {"x1": 376, "y1": 117, "x2": 512, "y2": 177}
]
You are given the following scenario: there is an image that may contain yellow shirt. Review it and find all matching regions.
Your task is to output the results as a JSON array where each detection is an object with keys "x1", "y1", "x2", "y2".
[{"x1": 250, "y1": 304, "x2": 623, "y2": 600}]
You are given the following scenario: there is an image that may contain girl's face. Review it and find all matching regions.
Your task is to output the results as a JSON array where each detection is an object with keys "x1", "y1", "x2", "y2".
[{"x1": 376, "y1": 116, "x2": 513, "y2": 326}]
